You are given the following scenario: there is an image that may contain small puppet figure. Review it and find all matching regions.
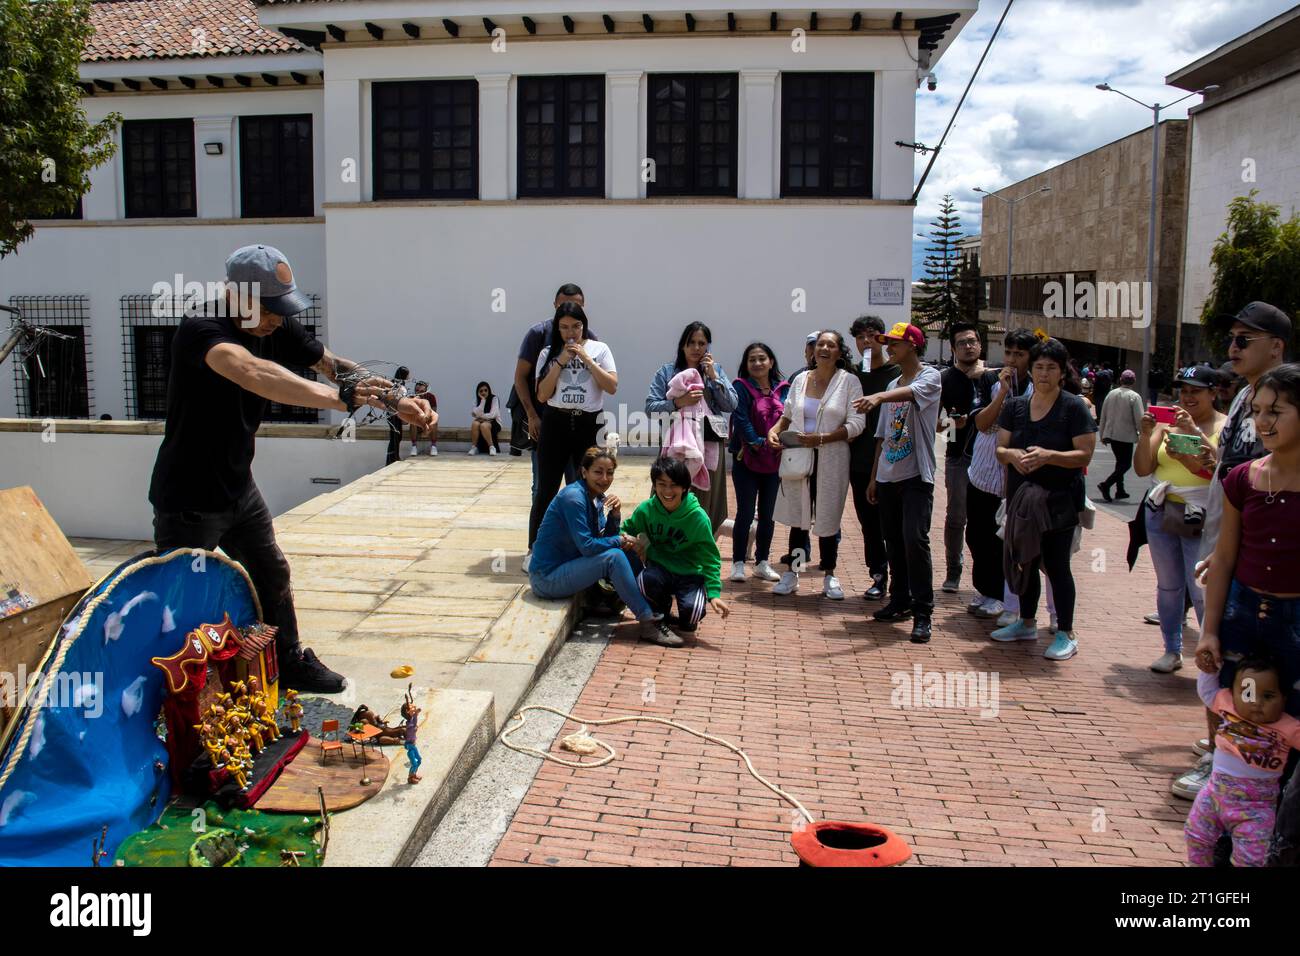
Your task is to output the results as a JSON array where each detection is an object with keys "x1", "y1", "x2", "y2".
[
  {"x1": 228, "y1": 680, "x2": 248, "y2": 701},
  {"x1": 245, "y1": 720, "x2": 265, "y2": 753},
  {"x1": 229, "y1": 752, "x2": 250, "y2": 791},
  {"x1": 349, "y1": 705, "x2": 407, "y2": 745},
  {"x1": 283, "y1": 689, "x2": 303, "y2": 734},
  {"x1": 401, "y1": 687, "x2": 422, "y2": 784}
]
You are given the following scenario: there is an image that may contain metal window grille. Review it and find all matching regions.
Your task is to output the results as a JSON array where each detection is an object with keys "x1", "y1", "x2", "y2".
[
  {"x1": 781, "y1": 73, "x2": 873, "y2": 197},
  {"x1": 120, "y1": 293, "x2": 323, "y2": 423},
  {"x1": 9, "y1": 296, "x2": 92, "y2": 418},
  {"x1": 373, "y1": 80, "x2": 478, "y2": 199},
  {"x1": 646, "y1": 74, "x2": 738, "y2": 197},
  {"x1": 518, "y1": 75, "x2": 605, "y2": 197},
  {"x1": 240, "y1": 114, "x2": 314, "y2": 218},
  {"x1": 123, "y1": 119, "x2": 196, "y2": 218}
]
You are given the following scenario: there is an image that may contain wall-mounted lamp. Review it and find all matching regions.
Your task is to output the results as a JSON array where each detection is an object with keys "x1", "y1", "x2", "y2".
[{"x1": 203, "y1": 142, "x2": 223, "y2": 156}]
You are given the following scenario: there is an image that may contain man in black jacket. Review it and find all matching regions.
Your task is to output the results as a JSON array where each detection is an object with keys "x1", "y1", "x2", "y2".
[{"x1": 848, "y1": 315, "x2": 898, "y2": 600}]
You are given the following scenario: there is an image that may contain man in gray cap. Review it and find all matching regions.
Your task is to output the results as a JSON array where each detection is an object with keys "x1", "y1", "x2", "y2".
[{"x1": 148, "y1": 244, "x2": 435, "y2": 693}]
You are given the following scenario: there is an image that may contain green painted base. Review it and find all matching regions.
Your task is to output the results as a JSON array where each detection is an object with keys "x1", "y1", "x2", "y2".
[{"x1": 114, "y1": 800, "x2": 324, "y2": 867}]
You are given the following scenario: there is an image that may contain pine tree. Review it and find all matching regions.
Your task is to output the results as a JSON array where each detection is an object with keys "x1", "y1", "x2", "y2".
[{"x1": 912, "y1": 195, "x2": 967, "y2": 345}]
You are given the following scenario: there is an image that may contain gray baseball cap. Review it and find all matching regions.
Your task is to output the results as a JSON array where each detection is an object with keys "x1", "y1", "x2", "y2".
[{"x1": 224, "y1": 244, "x2": 312, "y2": 316}]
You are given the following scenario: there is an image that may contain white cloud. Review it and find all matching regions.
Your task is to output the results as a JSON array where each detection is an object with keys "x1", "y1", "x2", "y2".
[{"x1": 910, "y1": 0, "x2": 1296, "y2": 274}]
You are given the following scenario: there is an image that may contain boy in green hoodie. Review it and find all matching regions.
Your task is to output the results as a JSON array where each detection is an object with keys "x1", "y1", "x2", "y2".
[{"x1": 622, "y1": 456, "x2": 730, "y2": 647}]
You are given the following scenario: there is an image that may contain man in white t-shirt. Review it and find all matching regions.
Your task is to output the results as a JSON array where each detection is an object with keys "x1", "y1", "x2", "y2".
[{"x1": 856, "y1": 322, "x2": 943, "y2": 643}]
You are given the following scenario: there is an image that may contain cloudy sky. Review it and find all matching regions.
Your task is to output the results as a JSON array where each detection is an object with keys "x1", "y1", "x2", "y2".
[{"x1": 910, "y1": 0, "x2": 1297, "y2": 276}]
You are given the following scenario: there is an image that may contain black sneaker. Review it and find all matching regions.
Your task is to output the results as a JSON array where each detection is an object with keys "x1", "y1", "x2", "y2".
[
  {"x1": 1098, "y1": 482, "x2": 1112, "y2": 503},
  {"x1": 280, "y1": 647, "x2": 346, "y2": 694},
  {"x1": 872, "y1": 601, "x2": 913, "y2": 622},
  {"x1": 647, "y1": 621, "x2": 685, "y2": 647},
  {"x1": 909, "y1": 617, "x2": 933, "y2": 643},
  {"x1": 863, "y1": 574, "x2": 886, "y2": 601},
  {"x1": 1114, "y1": 490, "x2": 1131, "y2": 500}
]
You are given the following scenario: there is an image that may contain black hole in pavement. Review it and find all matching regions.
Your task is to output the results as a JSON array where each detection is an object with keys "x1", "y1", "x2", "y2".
[{"x1": 815, "y1": 827, "x2": 887, "y2": 851}]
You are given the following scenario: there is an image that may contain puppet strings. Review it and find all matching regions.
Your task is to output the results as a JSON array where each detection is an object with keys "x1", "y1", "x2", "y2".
[{"x1": 500, "y1": 705, "x2": 816, "y2": 825}]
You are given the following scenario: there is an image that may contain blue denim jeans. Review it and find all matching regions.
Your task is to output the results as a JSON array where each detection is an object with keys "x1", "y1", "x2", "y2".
[
  {"x1": 530, "y1": 549, "x2": 656, "y2": 620},
  {"x1": 404, "y1": 742, "x2": 422, "y2": 775},
  {"x1": 730, "y1": 456, "x2": 780, "y2": 562},
  {"x1": 1219, "y1": 580, "x2": 1300, "y2": 716},
  {"x1": 1144, "y1": 505, "x2": 1205, "y2": 654}
]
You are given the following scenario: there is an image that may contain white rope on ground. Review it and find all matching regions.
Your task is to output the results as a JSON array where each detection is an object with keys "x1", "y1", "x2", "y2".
[{"x1": 500, "y1": 705, "x2": 816, "y2": 825}]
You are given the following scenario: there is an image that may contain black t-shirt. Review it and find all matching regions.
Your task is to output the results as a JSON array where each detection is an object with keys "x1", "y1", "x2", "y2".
[
  {"x1": 850, "y1": 361, "x2": 900, "y2": 473},
  {"x1": 941, "y1": 365, "x2": 978, "y2": 457},
  {"x1": 998, "y1": 390, "x2": 1097, "y2": 503},
  {"x1": 149, "y1": 302, "x2": 325, "y2": 512}
]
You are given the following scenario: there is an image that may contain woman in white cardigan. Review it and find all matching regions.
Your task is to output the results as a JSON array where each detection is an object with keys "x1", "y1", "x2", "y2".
[{"x1": 766, "y1": 330, "x2": 865, "y2": 599}]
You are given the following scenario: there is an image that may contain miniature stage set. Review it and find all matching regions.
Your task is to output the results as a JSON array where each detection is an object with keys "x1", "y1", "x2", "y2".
[{"x1": 0, "y1": 487, "x2": 413, "y2": 867}]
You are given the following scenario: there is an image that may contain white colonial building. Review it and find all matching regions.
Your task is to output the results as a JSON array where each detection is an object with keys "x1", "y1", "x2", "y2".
[{"x1": 2, "y1": 0, "x2": 973, "y2": 430}]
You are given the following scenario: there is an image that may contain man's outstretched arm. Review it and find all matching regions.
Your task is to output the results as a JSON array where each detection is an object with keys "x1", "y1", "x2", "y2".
[
  {"x1": 208, "y1": 342, "x2": 347, "y2": 410},
  {"x1": 311, "y1": 346, "x2": 359, "y2": 384}
]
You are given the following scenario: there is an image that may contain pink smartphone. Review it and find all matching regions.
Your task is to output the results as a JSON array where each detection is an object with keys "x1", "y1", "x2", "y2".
[{"x1": 1149, "y1": 405, "x2": 1177, "y2": 425}]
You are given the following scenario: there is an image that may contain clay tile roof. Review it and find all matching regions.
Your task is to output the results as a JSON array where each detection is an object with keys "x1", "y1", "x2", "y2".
[{"x1": 85, "y1": 0, "x2": 307, "y2": 62}]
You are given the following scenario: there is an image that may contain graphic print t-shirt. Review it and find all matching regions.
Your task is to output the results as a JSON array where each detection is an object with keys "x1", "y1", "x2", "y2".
[
  {"x1": 874, "y1": 365, "x2": 943, "y2": 484},
  {"x1": 1199, "y1": 673, "x2": 1300, "y2": 780},
  {"x1": 536, "y1": 340, "x2": 617, "y2": 412}
]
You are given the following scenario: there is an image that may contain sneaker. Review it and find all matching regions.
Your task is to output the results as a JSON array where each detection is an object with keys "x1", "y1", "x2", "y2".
[
  {"x1": 635, "y1": 610, "x2": 665, "y2": 624},
  {"x1": 468, "y1": 447, "x2": 478, "y2": 455},
  {"x1": 522, "y1": 550, "x2": 532, "y2": 574},
  {"x1": 973, "y1": 598, "x2": 1005, "y2": 619},
  {"x1": 1143, "y1": 612, "x2": 1161, "y2": 626},
  {"x1": 864, "y1": 574, "x2": 886, "y2": 601},
  {"x1": 753, "y1": 560, "x2": 781, "y2": 582},
  {"x1": 941, "y1": 576, "x2": 961, "y2": 593},
  {"x1": 730, "y1": 561, "x2": 747, "y2": 582},
  {"x1": 1172, "y1": 753, "x2": 1213, "y2": 800},
  {"x1": 1192, "y1": 738, "x2": 1211, "y2": 757},
  {"x1": 410, "y1": 444, "x2": 419, "y2": 456},
  {"x1": 648, "y1": 621, "x2": 685, "y2": 648},
  {"x1": 1114, "y1": 490, "x2": 1131, "y2": 500},
  {"x1": 1150, "y1": 651, "x2": 1183, "y2": 673},
  {"x1": 994, "y1": 610, "x2": 1019, "y2": 628},
  {"x1": 429, "y1": 445, "x2": 438, "y2": 456},
  {"x1": 773, "y1": 571, "x2": 799, "y2": 596},
  {"x1": 873, "y1": 601, "x2": 912, "y2": 622},
  {"x1": 1043, "y1": 631, "x2": 1078, "y2": 661},
  {"x1": 966, "y1": 594, "x2": 986, "y2": 614},
  {"x1": 280, "y1": 647, "x2": 346, "y2": 694},
  {"x1": 990, "y1": 620, "x2": 1037, "y2": 642},
  {"x1": 1048, "y1": 615, "x2": 1058, "y2": 633},
  {"x1": 489, "y1": 446, "x2": 498, "y2": 456},
  {"x1": 909, "y1": 616, "x2": 932, "y2": 643},
  {"x1": 823, "y1": 575, "x2": 844, "y2": 600}
]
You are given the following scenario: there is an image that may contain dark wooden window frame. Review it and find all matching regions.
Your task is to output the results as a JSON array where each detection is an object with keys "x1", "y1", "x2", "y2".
[
  {"x1": 239, "y1": 113, "x2": 315, "y2": 218},
  {"x1": 646, "y1": 73, "x2": 739, "y2": 197},
  {"x1": 780, "y1": 72, "x2": 874, "y2": 198},
  {"x1": 122, "y1": 118, "x2": 196, "y2": 218},
  {"x1": 372, "y1": 79, "x2": 479, "y2": 200},
  {"x1": 517, "y1": 74, "x2": 606, "y2": 198}
]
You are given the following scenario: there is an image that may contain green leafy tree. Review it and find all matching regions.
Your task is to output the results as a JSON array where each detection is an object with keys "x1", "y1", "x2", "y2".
[
  {"x1": 1199, "y1": 191, "x2": 1300, "y2": 356},
  {"x1": 1, "y1": 0, "x2": 120, "y2": 258},
  {"x1": 912, "y1": 195, "x2": 966, "y2": 344}
]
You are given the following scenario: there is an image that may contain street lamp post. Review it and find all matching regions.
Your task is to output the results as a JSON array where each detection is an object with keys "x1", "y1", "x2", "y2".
[
  {"x1": 1095, "y1": 82, "x2": 1217, "y2": 398},
  {"x1": 974, "y1": 186, "x2": 1051, "y2": 330}
]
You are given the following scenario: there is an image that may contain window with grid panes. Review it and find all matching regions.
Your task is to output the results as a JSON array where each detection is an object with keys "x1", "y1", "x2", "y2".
[
  {"x1": 781, "y1": 73, "x2": 873, "y2": 197},
  {"x1": 646, "y1": 74, "x2": 737, "y2": 197},
  {"x1": 123, "y1": 119, "x2": 196, "y2": 217},
  {"x1": 373, "y1": 80, "x2": 478, "y2": 199},
  {"x1": 518, "y1": 76, "x2": 604, "y2": 197},
  {"x1": 240, "y1": 114, "x2": 314, "y2": 217},
  {"x1": 133, "y1": 326, "x2": 176, "y2": 419}
]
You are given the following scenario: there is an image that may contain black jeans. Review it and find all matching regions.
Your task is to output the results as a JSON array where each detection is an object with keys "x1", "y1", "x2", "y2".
[
  {"x1": 152, "y1": 482, "x2": 300, "y2": 658},
  {"x1": 731, "y1": 456, "x2": 780, "y2": 562},
  {"x1": 528, "y1": 407, "x2": 601, "y2": 548},
  {"x1": 877, "y1": 476, "x2": 935, "y2": 616},
  {"x1": 850, "y1": 470, "x2": 889, "y2": 579},
  {"x1": 780, "y1": 450, "x2": 839, "y2": 572},
  {"x1": 965, "y1": 484, "x2": 1005, "y2": 601},
  {"x1": 1103, "y1": 440, "x2": 1134, "y2": 493},
  {"x1": 1016, "y1": 525, "x2": 1077, "y2": 632}
]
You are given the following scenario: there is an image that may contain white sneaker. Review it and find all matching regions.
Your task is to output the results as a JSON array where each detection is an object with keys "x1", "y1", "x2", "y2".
[
  {"x1": 489, "y1": 446, "x2": 498, "y2": 456},
  {"x1": 773, "y1": 571, "x2": 799, "y2": 596},
  {"x1": 410, "y1": 444, "x2": 419, "y2": 456},
  {"x1": 823, "y1": 575, "x2": 844, "y2": 600},
  {"x1": 973, "y1": 598, "x2": 1005, "y2": 619},
  {"x1": 730, "y1": 561, "x2": 746, "y2": 582},
  {"x1": 428, "y1": 445, "x2": 438, "y2": 456},
  {"x1": 468, "y1": 447, "x2": 478, "y2": 455},
  {"x1": 966, "y1": 594, "x2": 986, "y2": 614},
  {"x1": 753, "y1": 560, "x2": 781, "y2": 582},
  {"x1": 994, "y1": 610, "x2": 1019, "y2": 628},
  {"x1": 1150, "y1": 651, "x2": 1183, "y2": 673},
  {"x1": 522, "y1": 551, "x2": 532, "y2": 574}
]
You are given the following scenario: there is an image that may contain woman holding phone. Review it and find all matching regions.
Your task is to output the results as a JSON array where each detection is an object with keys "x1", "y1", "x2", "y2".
[{"x1": 1133, "y1": 365, "x2": 1225, "y2": 673}]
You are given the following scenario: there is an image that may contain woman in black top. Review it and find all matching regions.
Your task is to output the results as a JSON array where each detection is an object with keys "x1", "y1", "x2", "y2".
[{"x1": 994, "y1": 338, "x2": 1097, "y2": 661}]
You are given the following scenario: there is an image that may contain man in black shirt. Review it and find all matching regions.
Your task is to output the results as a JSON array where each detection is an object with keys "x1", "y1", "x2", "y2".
[
  {"x1": 938, "y1": 324, "x2": 984, "y2": 593},
  {"x1": 149, "y1": 244, "x2": 435, "y2": 693},
  {"x1": 849, "y1": 316, "x2": 899, "y2": 600}
]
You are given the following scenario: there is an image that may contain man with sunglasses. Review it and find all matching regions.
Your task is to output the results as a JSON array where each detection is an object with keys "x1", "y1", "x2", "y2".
[{"x1": 1172, "y1": 301, "x2": 1292, "y2": 802}]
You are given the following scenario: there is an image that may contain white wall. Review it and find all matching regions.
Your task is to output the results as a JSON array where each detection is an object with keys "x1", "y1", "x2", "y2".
[
  {"x1": 1181, "y1": 72, "x2": 1300, "y2": 327},
  {"x1": 0, "y1": 431, "x2": 384, "y2": 540}
]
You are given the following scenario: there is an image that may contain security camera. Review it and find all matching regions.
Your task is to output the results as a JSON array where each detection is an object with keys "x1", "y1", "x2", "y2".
[{"x1": 926, "y1": 73, "x2": 937, "y2": 92}]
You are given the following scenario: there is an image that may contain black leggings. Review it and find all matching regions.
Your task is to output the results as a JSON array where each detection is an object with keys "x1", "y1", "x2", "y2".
[
  {"x1": 1103, "y1": 440, "x2": 1134, "y2": 492},
  {"x1": 965, "y1": 484, "x2": 1005, "y2": 601},
  {"x1": 1017, "y1": 525, "x2": 1077, "y2": 632},
  {"x1": 528, "y1": 407, "x2": 600, "y2": 548}
]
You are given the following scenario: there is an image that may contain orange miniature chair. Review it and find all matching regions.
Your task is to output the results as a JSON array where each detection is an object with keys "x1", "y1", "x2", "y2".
[{"x1": 320, "y1": 719, "x2": 345, "y2": 764}]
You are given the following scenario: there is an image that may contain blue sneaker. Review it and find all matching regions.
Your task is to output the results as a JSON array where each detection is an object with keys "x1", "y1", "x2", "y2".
[
  {"x1": 1044, "y1": 631, "x2": 1078, "y2": 661},
  {"x1": 990, "y1": 619, "x2": 1037, "y2": 642}
]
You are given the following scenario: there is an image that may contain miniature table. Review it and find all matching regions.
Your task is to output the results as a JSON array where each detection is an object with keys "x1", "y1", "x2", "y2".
[{"x1": 347, "y1": 724, "x2": 383, "y2": 761}]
